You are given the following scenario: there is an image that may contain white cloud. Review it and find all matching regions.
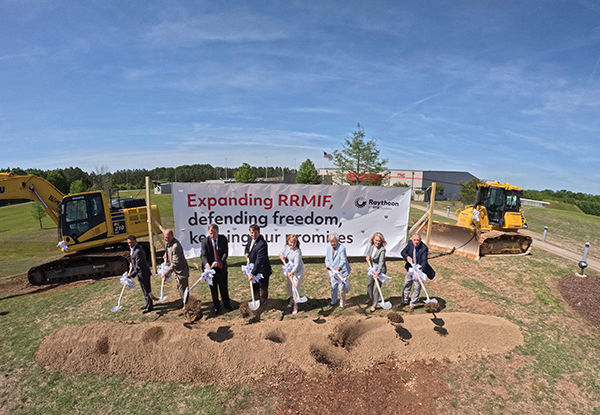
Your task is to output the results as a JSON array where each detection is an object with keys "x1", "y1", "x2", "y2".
[{"x1": 145, "y1": 12, "x2": 288, "y2": 47}]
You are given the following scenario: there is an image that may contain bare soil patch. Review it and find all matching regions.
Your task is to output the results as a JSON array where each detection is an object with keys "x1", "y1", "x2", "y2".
[
  {"x1": 559, "y1": 274, "x2": 600, "y2": 330},
  {"x1": 260, "y1": 359, "x2": 449, "y2": 415},
  {"x1": 36, "y1": 312, "x2": 523, "y2": 387}
]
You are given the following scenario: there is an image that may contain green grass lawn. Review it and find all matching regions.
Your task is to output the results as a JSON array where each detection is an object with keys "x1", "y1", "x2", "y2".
[{"x1": 2, "y1": 194, "x2": 600, "y2": 413}]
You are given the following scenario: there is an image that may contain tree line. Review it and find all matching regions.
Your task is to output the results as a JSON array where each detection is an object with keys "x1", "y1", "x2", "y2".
[
  {"x1": 523, "y1": 189, "x2": 600, "y2": 216},
  {"x1": 0, "y1": 164, "x2": 297, "y2": 206}
]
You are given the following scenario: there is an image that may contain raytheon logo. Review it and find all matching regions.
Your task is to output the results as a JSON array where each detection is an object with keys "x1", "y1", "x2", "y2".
[
  {"x1": 355, "y1": 196, "x2": 399, "y2": 209},
  {"x1": 354, "y1": 197, "x2": 367, "y2": 208}
]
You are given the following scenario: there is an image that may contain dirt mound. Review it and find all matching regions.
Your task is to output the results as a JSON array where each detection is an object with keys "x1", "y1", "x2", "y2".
[
  {"x1": 36, "y1": 312, "x2": 524, "y2": 386},
  {"x1": 560, "y1": 274, "x2": 600, "y2": 330}
]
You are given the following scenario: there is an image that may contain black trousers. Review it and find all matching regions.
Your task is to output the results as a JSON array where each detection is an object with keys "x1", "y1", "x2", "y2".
[
  {"x1": 210, "y1": 267, "x2": 230, "y2": 307},
  {"x1": 138, "y1": 274, "x2": 152, "y2": 304},
  {"x1": 252, "y1": 275, "x2": 270, "y2": 306}
]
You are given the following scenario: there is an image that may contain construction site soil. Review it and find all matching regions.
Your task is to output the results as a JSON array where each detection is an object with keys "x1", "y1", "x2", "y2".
[
  {"x1": 19, "y1": 272, "x2": 600, "y2": 414},
  {"x1": 559, "y1": 274, "x2": 600, "y2": 330}
]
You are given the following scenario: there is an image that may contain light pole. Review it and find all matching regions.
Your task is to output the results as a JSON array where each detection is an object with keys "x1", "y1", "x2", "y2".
[
  {"x1": 225, "y1": 158, "x2": 228, "y2": 180},
  {"x1": 265, "y1": 156, "x2": 268, "y2": 180}
]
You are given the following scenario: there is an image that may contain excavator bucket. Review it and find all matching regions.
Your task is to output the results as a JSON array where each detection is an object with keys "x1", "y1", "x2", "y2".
[{"x1": 424, "y1": 222, "x2": 482, "y2": 260}]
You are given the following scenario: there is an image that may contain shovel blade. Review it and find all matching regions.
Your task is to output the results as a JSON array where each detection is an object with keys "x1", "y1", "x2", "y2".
[
  {"x1": 111, "y1": 305, "x2": 123, "y2": 312},
  {"x1": 157, "y1": 296, "x2": 167, "y2": 304},
  {"x1": 424, "y1": 298, "x2": 438, "y2": 304},
  {"x1": 295, "y1": 296, "x2": 308, "y2": 303},
  {"x1": 248, "y1": 300, "x2": 260, "y2": 311},
  {"x1": 380, "y1": 301, "x2": 392, "y2": 310}
]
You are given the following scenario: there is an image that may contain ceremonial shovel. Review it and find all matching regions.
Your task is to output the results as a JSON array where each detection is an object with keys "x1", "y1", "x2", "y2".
[
  {"x1": 246, "y1": 259, "x2": 261, "y2": 311},
  {"x1": 368, "y1": 260, "x2": 392, "y2": 310},
  {"x1": 111, "y1": 285, "x2": 126, "y2": 312},
  {"x1": 157, "y1": 278, "x2": 167, "y2": 303},
  {"x1": 289, "y1": 275, "x2": 308, "y2": 303},
  {"x1": 412, "y1": 251, "x2": 438, "y2": 305}
]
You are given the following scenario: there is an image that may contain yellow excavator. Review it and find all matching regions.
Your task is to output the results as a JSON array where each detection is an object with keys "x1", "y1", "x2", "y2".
[
  {"x1": 0, "y1": 172, "x2": 162, "y2": 285},
  {"x1": 424, "y1": 181, "x2": 533, "y2": 259}
]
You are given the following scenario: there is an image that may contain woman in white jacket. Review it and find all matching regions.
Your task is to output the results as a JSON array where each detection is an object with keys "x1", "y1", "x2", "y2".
[{"x1": 279, "y1": 234, "x2": 305, "y2": 314}]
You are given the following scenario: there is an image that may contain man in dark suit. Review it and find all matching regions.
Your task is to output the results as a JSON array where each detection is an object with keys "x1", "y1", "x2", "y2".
[
  {"x1": 127, "y1": 234, "x2": 153, "y2": 313},
  {"x1": 201, "y1": 224, "x2": 232, "y2": 314},
  {"x1": 244, "y1": 224, "x2": 272, "y2": 307},
  {"x1": 400, "y1": 232, "x2": 435, "y2": 313}
]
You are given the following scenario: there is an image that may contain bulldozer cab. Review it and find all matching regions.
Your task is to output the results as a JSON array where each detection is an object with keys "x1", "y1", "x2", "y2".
[
  {"x1": 59, "y1": 192, "x2": 108, "y2": 244},
  {"x1": 477, "y1": 185, "x2": 523, "y2": 226}
]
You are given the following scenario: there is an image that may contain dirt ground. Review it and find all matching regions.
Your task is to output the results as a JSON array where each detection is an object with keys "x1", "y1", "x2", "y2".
[
  {"x1": 559, "y1": 274, "x2": 600, "y2": 330},
  {"x1": 18, "y1": 271, "x2": 600, "y2": 414},
  {"x1": 35, "y1": 310, "x2": 523, "y2": 413}
]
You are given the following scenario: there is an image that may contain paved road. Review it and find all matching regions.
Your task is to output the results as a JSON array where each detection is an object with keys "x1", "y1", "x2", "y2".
[{"x1": 412, "y1": 204, "x2": 600, "y2": 273}]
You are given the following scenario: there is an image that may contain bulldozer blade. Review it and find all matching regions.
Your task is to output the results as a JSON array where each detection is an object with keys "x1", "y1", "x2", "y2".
[{"x1": 424, "y1": 222, "x2": 481, "y2": 260}]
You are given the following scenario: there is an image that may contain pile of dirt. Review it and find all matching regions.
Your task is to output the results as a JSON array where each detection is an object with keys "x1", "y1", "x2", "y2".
[
  {"x1": 559, "y1": 274, "x2": 600, "y2": 330},
  {"x1": 36, "y1": 313, "x2": 524, "y2": 386}
]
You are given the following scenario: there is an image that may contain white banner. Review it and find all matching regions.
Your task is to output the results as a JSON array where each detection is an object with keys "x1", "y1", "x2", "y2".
[{"x1": 172, "y1": 183, "x2": 410, "y2": 258}]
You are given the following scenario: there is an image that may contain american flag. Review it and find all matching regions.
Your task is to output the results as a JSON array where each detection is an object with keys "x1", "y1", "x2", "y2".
[{"x1": 323, "y1": 151, "x2": 333, "y2": 160}]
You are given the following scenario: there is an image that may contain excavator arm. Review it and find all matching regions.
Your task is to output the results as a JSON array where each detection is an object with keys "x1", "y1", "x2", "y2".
[{"x1": 0, "y1": 172, "x2": 64, "y2": 225}]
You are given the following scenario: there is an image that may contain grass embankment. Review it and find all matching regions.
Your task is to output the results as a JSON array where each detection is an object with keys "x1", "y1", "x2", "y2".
[
  {"x1": 523, "y1": 206, "x2": 600, "y2": 257},
  {"x1": 1, "y1": 195, "x2": 600, "y2": 413}
]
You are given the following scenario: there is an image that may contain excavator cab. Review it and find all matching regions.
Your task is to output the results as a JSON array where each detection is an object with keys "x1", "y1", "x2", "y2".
[{"x1": 59, "y1": 192, "x2": 109, "y2": 245}]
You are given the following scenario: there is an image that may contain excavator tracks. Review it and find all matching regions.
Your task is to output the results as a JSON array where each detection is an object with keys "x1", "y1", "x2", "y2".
[
  {"x1": 425, "y1": 222, "x2": 533, "y2": 260},
  {"x1": 26, "y1": 243, "x2": 152, "y2": 286}
]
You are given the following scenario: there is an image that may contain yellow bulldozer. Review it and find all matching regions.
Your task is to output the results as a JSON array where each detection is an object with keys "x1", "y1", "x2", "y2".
[
  {"x1": 0, "y1": 172, "x2": 162, "y2": 285},
  {"x1": 423, "y1": 181, "x2": 533, "y2": 259}
]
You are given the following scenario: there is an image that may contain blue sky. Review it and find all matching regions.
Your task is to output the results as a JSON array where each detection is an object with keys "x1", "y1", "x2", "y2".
[{"x1": 2, "y1": 0, "x2": 600, "y2": 193}]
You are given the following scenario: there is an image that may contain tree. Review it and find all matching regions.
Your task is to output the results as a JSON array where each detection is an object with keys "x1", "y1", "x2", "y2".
[
  {"x1": 332, "y1": 124, "x2": 388, "y2": 186},
  {"x1": 92, "y1": 165, "x2": 112, "y2": 196},
  {"x1": 295, "y1": 159, "x2": 320, "y2": 184},
  {"x1": 31, "y1": 202, "x2": 46, "y2": 229},
  {"x1": 234, "y1": 163, "x2": 256, "y2": 183},
  {"x1": 436, "y1": 184, "x2": 445, "y2": 197},
  {"x1": 70, "y1": 179, "x2": 88, "y2": 194},
  {"x1": 46, "y1": 170, "x2": 69, "y2": 194},
  {"x1": 459, "y1": 178, "x2": 484, "y2": 205}
]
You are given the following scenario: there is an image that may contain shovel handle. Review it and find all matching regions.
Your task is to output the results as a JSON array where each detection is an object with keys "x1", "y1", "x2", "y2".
[
  {"x1": 374, "y1": 275, "x2": 386, "y2": 303},
  {"x1": 249, "y1": 280, "x2": 256, "y2": 302},
  {"x1": 367, "y1": 260, "x2": 385, "y2": 302},
  {"x1": 116, "y1": 284, "x2": 126, "y2": 306}
]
